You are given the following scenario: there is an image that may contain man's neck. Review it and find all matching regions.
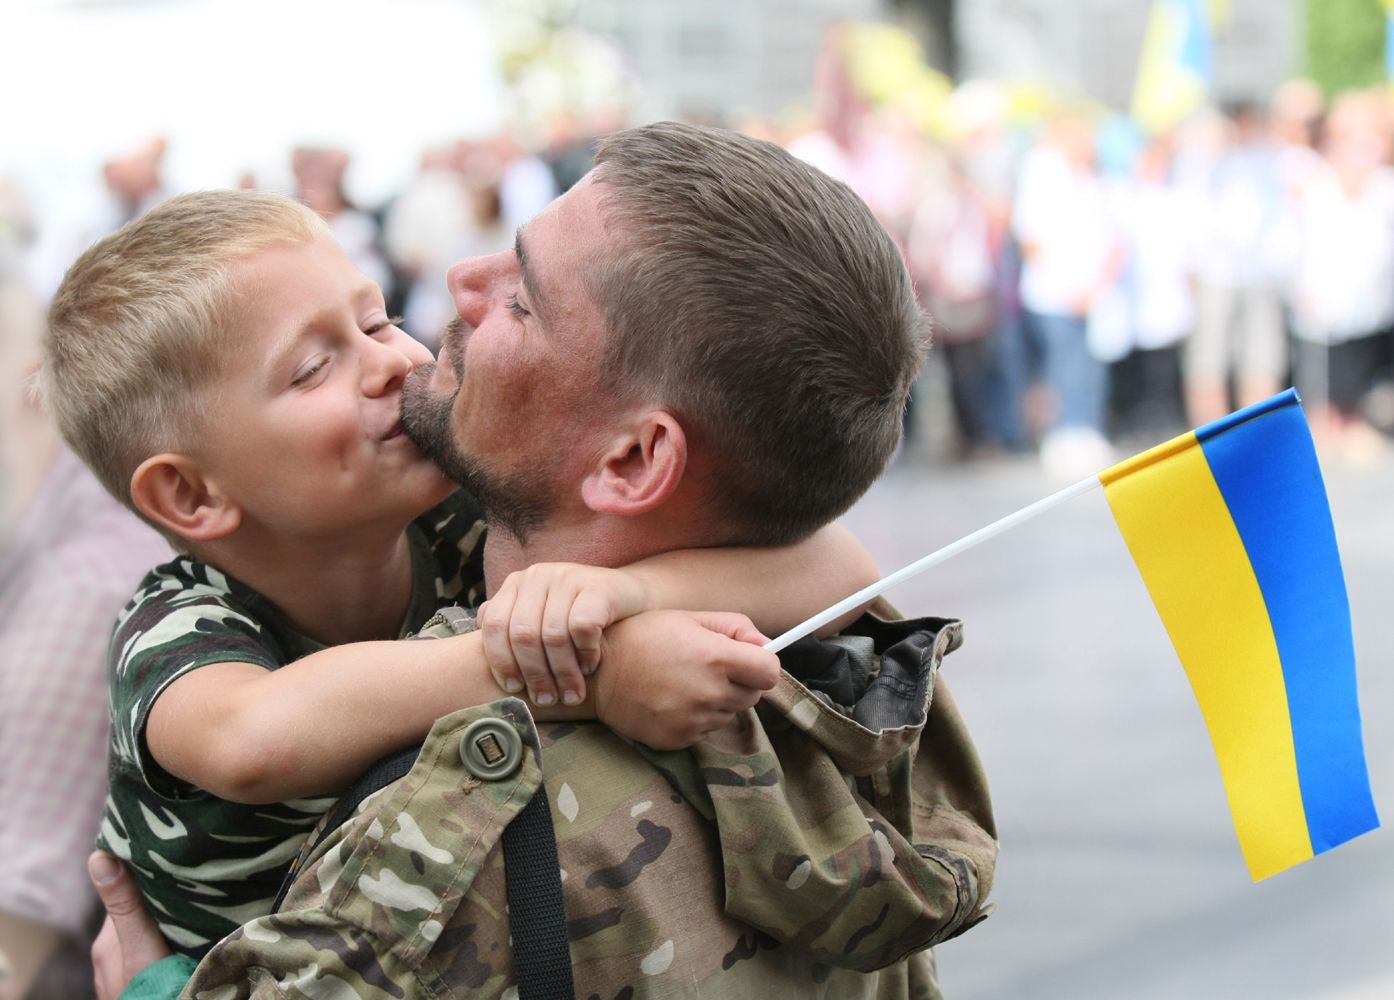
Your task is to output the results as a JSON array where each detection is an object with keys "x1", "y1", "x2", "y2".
[{"x1": 482, "y1": 512, "x2": 706, "y2": 595}]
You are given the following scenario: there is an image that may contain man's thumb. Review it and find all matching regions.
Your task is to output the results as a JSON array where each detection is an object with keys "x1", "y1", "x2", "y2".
[{"x1": 87, "y1": 852, "x2": 141, "y2": 916}]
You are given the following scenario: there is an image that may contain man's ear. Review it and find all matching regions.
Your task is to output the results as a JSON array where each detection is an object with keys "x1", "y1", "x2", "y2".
[
  {"x1": 129, "y1": 454, "x2": 241, "y2": 543},
  {"x1": 580, "y1": 411, "x2": 687, "y2": 516}
]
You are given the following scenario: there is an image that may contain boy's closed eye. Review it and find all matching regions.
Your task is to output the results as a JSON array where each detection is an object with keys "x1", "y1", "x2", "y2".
[{"x1": 290, "y1": 315, "x2": 405, "y2": 387}]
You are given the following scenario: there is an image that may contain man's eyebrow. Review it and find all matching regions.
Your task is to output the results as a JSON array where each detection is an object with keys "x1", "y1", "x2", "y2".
[{"x1": 515, "y1": 227, "x2": 552, "y2": 327}]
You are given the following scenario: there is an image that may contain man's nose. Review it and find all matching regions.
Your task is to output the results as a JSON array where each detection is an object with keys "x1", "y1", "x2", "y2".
[{"x1": 446, "y1": 251, "x2": 515, "y2": 328}]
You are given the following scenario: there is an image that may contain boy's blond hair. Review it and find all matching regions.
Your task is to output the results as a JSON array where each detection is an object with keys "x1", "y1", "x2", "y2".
[{"x1": 43, "y1": 190, "x2": 323, "y2": 514}]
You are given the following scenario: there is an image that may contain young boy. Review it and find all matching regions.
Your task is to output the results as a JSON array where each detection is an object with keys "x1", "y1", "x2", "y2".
[{"x1": 41, "y1": 190, "x2": 877, "y2": 957}]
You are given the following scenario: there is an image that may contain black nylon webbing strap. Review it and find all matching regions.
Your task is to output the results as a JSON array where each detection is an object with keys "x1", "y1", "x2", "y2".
[
  {"x1": 271, "y1": 745, "x2": 420, "y2": 914},
  {"x1": 503, "y1": 781, "x2": 576, "y2": 999}
]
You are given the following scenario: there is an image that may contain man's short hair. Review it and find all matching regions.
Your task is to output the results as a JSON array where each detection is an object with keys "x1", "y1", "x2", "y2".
[
  {"x1": 591, "y1": 121, "x2": 927, "y2": 545},
  {"x1": 43, "y1": 190, "x2": 322, "y2": 513}
]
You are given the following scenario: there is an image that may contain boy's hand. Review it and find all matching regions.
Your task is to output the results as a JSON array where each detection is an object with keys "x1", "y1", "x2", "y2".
[
  {"x1": 591, "y1": 610, "x2": 781, "y2": 750},
  {"x1": 479, "y1": 563, "x2": 653, "y2": 708}
]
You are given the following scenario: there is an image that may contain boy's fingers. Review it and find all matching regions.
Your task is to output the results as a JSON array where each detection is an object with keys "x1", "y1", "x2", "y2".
[
  {"x1": 716, "y1": 645, "x2": 782, "y2": 692},
  {"x1": 688, "y1": 611, "x2": 771, "y2": 648},
  {"x1": 479, "y1": 594, "x2": 525, "y2": 693},
  {"x1": 567, "y1": 590, "x2": 612, "y2": 676},
  {"x1": 507, "y1": 583, "x2": 559, "y2": 707},
  {"x1": 539, "y1": 591, "x2": 586, "y2": 705}
]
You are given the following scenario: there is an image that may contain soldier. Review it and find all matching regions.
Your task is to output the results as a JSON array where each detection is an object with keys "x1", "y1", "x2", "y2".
[{"x1": 92, "y1": 121, "x2": 997, "y2": 999}]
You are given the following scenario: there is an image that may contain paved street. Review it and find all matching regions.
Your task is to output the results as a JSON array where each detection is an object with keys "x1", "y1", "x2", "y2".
[{"x1": 839, "y1": 439, "x2": 1393, "y2": 1000}]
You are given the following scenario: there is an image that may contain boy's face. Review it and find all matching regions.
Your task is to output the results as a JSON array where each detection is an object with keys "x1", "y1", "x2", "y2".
[{"x1": 194, "y1": 231, "x2": 453, "y2": 540}]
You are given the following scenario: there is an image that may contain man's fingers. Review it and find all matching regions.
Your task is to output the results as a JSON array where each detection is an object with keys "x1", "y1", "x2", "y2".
[
  {"x1": 92, "y1": 917, "x2": 122, "y2": 1000},
  {"x1": 87, "y1": 851, "x2": 171, "y2": 995},
  {"x1": 88, "y1": 851, "x2": 148, "y2": 920}
]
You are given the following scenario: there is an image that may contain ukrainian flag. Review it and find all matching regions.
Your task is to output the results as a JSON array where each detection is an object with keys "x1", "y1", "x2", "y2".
[
  {"x1": 1102, "y1": 390, "x2": 1379, "y2": 880},
  {"x1": 1132, "y1": 0, "x2": 1213, "y2": 134},
  {"x1": 1385, "y1": 0, "x2": 1394, "y2": 80}
]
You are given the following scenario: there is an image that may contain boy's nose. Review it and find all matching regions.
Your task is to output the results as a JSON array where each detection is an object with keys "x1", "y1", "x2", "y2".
[
  {"x1": 446, "y1": 251, "x2": 515, "y2": 329},
  {"x1": 362, "y1": 335, "x2": 417, "y2": 397}
]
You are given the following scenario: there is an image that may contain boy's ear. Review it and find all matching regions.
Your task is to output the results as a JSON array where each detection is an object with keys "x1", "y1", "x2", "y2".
[
  {"x1": 129, "y1": 454, "x2": 241, "y2": 543},
  {"x1": 580, "y1": 411, "x2": 687, "y2": 516}
]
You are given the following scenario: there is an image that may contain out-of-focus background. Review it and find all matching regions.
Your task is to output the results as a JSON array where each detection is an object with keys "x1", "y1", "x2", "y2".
[{"x1": 1, "y1": 0, "x2": 1390, "y2": 997}]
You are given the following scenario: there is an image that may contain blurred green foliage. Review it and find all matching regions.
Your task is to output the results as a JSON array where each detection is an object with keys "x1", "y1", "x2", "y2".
[{"x1": 1304, "y1": 0, "x2": 1387, "y2": 94}]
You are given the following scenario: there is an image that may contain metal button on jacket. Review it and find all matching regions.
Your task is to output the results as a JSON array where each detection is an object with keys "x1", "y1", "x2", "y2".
[{"x1": 459, "y1": 718, "x2": 524, "y2": 780}]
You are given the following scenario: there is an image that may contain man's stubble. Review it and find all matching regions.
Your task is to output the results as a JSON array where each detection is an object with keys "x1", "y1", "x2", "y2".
[{"x1": 399, "y1": 323, "x2": 553, "y2": 542}]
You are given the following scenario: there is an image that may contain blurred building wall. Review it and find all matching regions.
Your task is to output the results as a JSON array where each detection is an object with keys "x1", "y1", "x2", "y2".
[
  {"x1": 574, "y1": 0, "x2": 887, "y2": 123},
  {"x1": 573, "y1": 0, "x2": 1301, "y2": 124},
  {"x1": 956, "y1": 0, "x2": 1300, "y2": 106}
]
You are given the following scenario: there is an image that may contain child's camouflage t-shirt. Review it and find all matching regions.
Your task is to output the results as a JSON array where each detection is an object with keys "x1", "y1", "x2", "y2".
[{"x1": 97, "y1": 489, "x2": 486, "y2": 957}]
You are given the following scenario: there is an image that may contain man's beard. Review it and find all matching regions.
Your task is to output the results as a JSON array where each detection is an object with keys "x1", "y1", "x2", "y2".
[{"x1": 400, "y1": 362, "x2": 553, "y2": 543}]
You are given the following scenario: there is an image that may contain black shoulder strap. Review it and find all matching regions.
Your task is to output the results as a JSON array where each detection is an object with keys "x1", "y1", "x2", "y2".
[
  {"x1": 270, "y1": 745, "x2": 420, "y2": 914},
  {"x1": 503, "y1": 781, "x2": 576, "y2": 999}
]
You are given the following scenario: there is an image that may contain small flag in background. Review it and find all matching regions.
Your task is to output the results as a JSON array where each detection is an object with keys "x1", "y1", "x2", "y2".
[
  {"x1": 1102, "y1": 389, "x2": 1379, "y2": 880},
  {"x1": 1384, "y1": 0, "x2": 1394, "y2": 80},
  {"x1": 1132, "y1": 0, "x2": 1213, "y2": 134}
]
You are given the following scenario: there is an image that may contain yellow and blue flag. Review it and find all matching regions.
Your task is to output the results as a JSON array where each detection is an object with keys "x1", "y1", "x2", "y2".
[
  {"x1": 1132, "y1": 0, "x2": 1213, "y2": 134},
  {"x1": 1102, "y1": 389, "x2": 1379, "y2": 880},
  {"x1": 1385, "y1": 0, "x2": 1394, "y2": 80}
]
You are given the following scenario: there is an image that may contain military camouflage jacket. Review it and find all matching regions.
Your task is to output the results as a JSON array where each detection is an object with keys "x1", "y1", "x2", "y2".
[{"x1": 182, "y1": 609, "x2": 996, "y2": 999}]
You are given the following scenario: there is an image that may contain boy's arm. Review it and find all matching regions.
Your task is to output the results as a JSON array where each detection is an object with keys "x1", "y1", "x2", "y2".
[
  {"x1": 146, "y1": 631, "x2": 568, "y2": 805},
  {"x1": 626, "y1": 523, "x2": 879, "y2": 636},
  {"x1": 483, "y1": 523, "x2": 879, "y2": 705},
  {"x1": 146, "y1": 610, "x2": 779, "y2": 804}
]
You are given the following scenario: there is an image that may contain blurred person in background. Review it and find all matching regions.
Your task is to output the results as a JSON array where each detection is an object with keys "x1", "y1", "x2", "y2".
[
  {"x1": 493, "y1": 130, "x2": 559, "y2": 231},
  {"x1": 1012, "y1": 110, "x2": 1122, "y2": 475},
  {"x1": 101, "y1": 139, "x2": 168, "y2": 229},
  {"x1": 291, "y1": 146, "x2": 393, "y2": 302},
  {"x1": 946, "y1": 80, "x2": 1030, "y2": 453},
  {"x1": 1269, "y1": 77, "x2": 1326, "y2": 196},
  {"x1": 0, "y1": 183, "x2": 169, "y2": 999},
  {"x1": 541, "y1": 109, "x2": 598, "y2": 193},
  {"x1": 30, "y1": 138, "x2": 170, "y2": 300},
  {"x1": 386, "y1": 139, "x2": 520, "y2": 350},
  {"x1": 907, "y1": 145, "x2": 999, "y2": 459},
  {"x1": 1106, "y1": 134, "x2": 1199, "y2": 443},
  {"x1": 1185, "y1": 101, "x2": 1288, "y2": 424},
  {"x1": 1281, "y1": 88, "x2": 1394, "y2": 461},
  {"x1": 383, "y1": 143, "x2": 476, "y2": 350}
]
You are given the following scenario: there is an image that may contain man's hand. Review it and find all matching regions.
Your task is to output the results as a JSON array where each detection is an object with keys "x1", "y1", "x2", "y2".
[
  {"x1": 478, "y1": 563, "x2": 652, "y2": 709},
  {"x1": 88, "y1": 851, "x2": 170, "y2": 1000},
  {"x1": 591, "y1": 610, "x2": 781, "y2": 750}
]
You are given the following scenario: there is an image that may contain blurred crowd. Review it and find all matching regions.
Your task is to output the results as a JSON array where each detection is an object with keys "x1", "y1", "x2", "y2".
[
  {"x1": 13, "y1": 80, "x2": 1394, "y2": 486},
  {"x1": 778, "y1": 75, "x2": 1394, "y2": 474},
  {"x1": 7, "y1": 62, "x2": 1394, "y2": 996}
]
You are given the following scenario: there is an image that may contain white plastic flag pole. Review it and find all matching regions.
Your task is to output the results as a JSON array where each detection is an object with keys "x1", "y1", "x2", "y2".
[{"x1": 763, "y1": 474, "x2": 1102, "y2": 653}]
